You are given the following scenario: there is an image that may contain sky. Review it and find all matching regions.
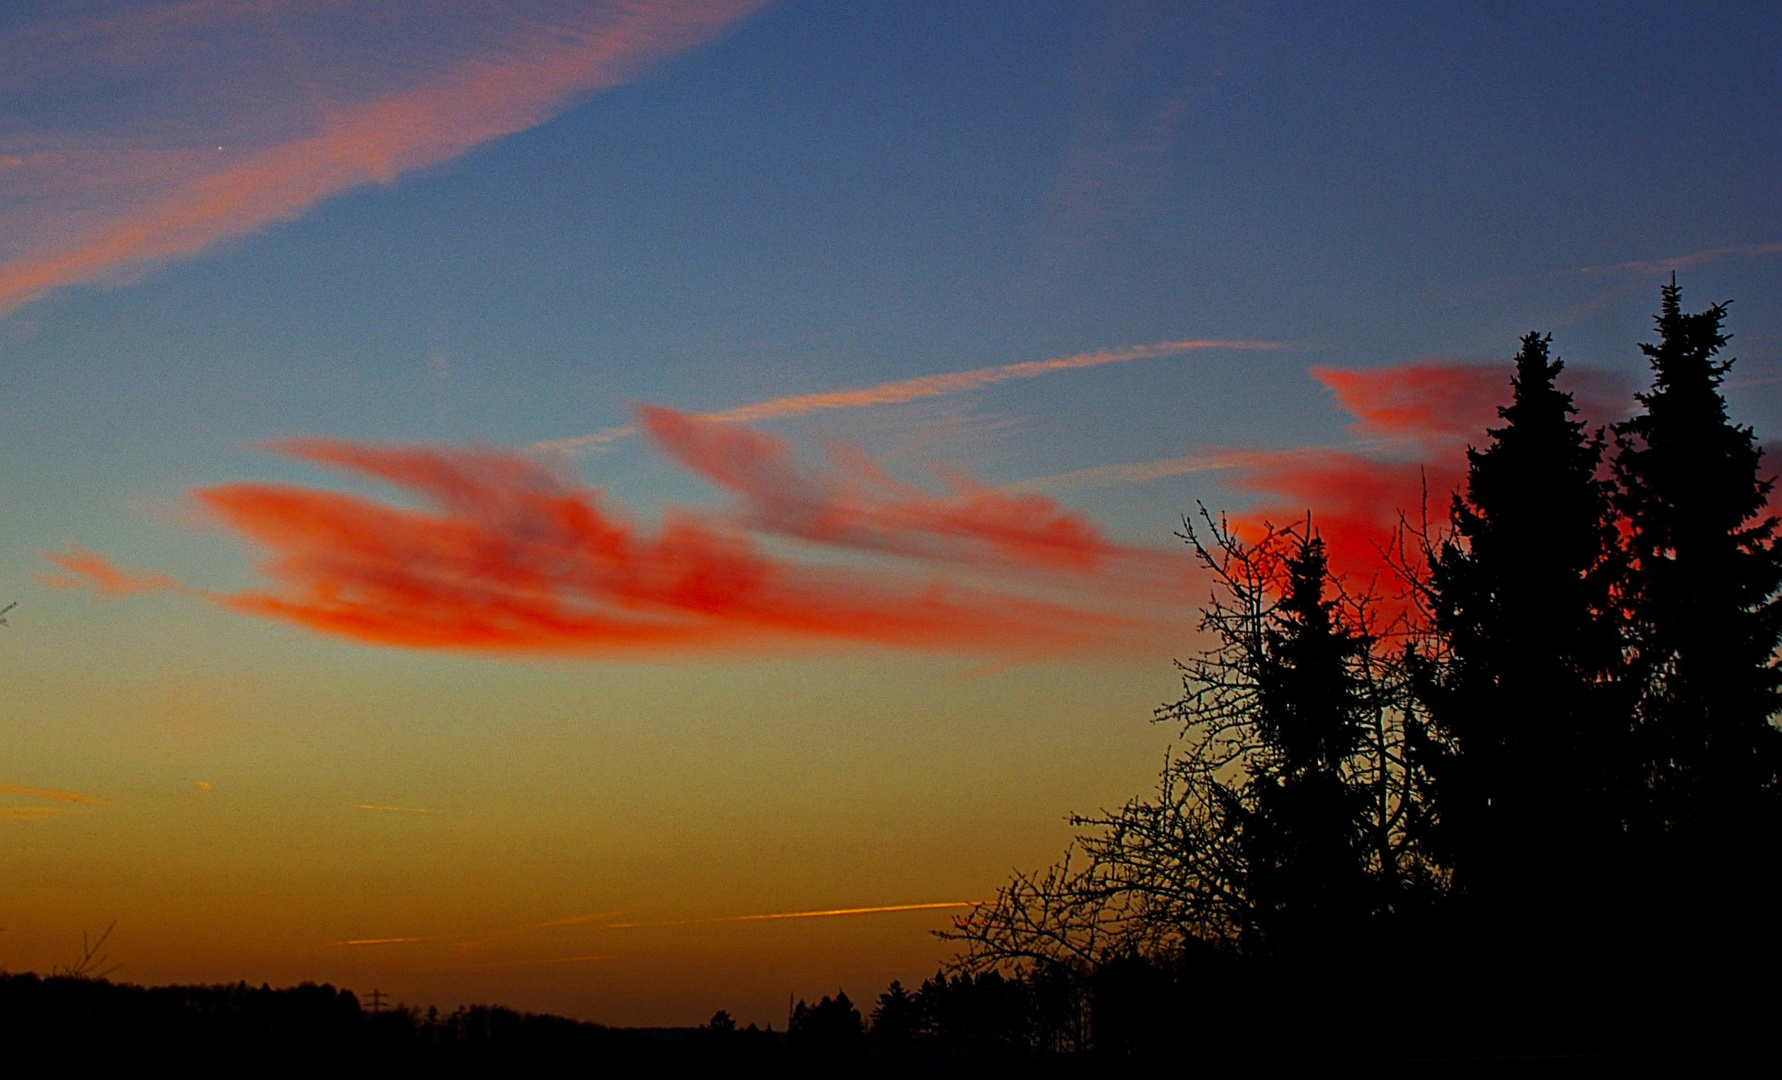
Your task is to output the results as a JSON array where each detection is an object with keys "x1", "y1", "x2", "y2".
[{"x1": 3, "y1": 0, "x2": 1779, "y2": 1026}]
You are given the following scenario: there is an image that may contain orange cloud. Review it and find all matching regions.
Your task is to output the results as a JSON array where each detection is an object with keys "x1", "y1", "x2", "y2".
[
  {"x1": 0, "y1": 783, "x2": 117, "y2": 807},
  {"x1": 47, "y1": 435, "x2": 1171, "y2": 658},
  {"x1": 0, "y1": 1, "x2": 765, "y2": 316},
  {"x1": 535, "y1": 339, "x2": 1283, "y2": 454}
]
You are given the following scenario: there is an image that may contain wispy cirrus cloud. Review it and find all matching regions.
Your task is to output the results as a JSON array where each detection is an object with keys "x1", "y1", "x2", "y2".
[
  {"x1": 36, "y1": 543, "x2": 183, "y2": 596},
  {"x1": 43, "y1": 421, "x2": 1181, "y2": 658},
  {"x1": 1037, "y1": 0, "x2": 1243, "y2": 268},
  {"x1": 533, "y1": 339, "x2": 1282, "y2": 455},
  {"x1": 0, "y1": 0, "x2": 766, "y2": 317},
  {"x1": 638, "y1": 405, "x2": 1130, "y2": 574},
  {"x1": 1564, "y1": 241, "x2": 1782, "y2": 280},
  {"x1": 1431, "y1": 241, "x2": 1782, "y2": 326}
]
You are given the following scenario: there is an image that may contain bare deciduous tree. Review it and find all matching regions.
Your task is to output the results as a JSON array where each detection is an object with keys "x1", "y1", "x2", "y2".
[{"x1": 947, "y1": 512, "x2": 1432, "y2": 978}]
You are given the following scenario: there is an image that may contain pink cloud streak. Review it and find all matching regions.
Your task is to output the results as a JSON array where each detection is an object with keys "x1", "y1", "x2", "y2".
[{"x1": 0, "y1": 1, "x2": 766, "y2": 316}]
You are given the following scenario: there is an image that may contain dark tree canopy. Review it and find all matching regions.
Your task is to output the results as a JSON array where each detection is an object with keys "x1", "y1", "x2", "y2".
[
  {"x1": 1235, "y1": 531, "x2": 1383, "y2": 955},
  {"x1": 1613, "y1": 278, "x2": 1782, "y2": 839},
  {"x1": 1416, "y1": 331, "x2": 1629, "y2": 916},
  {"x1": 947, "y1": 282, "x2": 1781, "y2": 1060}
]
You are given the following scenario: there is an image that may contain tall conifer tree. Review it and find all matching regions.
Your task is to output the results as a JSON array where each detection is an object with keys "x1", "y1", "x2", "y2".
[
  {"x1": 1238, "y1": 531, "x2": 1379, "y2": 956},
  {"x1": 1418, "y1": 332, "x2": 1626, "y2": 914},
  {"x1": 1612, "y1": 279, "x2": 1782, "y2": 841}
]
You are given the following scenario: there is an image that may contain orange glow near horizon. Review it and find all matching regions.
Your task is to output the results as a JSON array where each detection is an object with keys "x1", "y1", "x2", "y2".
[{"x1": 7, "y1": 0, "x2": 1767, "y2": 1041}]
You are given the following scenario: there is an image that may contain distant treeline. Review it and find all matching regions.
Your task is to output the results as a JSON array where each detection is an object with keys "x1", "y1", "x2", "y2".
[
  {"x1": 0, "y1": 972, "x2": 771, "y2": 1071},
  {"x1": 0, "y1": 969, "x2": 1203, "y2": 1073}
]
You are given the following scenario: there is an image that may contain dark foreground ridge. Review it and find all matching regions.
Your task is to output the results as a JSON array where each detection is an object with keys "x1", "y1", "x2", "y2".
[
  {"x1": 1, "y1": 963, "x2": 1770, "y2": 1073},
  {"x1": 0, "y1": 973, "x2": 726, "y2": 1071}
]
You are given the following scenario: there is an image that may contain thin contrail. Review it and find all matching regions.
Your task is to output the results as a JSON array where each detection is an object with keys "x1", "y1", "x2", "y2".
[
  {"x1": 530, "y1": 911, "x2": 629, "y2": 929},
  {"x1": 531, "y1": 339, "x2": 1283, "y2": 455},
  {"x1": 1006, "y1": 444, "x2": 1369, "y2": 493},
  {"x1": 441, "y1": 953, "x2": 616, "y2": 969},
  {"x1": 0, "y1": 783, "x2": 115, "y2": 807},
  {"x1": 606, "y1": 900, "x2": 982, "y2": 929}
]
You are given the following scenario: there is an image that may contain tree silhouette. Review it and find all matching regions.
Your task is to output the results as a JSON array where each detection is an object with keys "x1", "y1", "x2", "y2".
[
  {"x1": 913, "y1": 969, "x2": 1031, "y2": 1062},
  {"x1": 787, "y1": 990, "x2": 864, "y2": 1058},
  {"x1": 1613, "y1": 278, "x2": 1782, "y2": 840},
  {"x1": 1413, "y1": 331, "x2": 1630, "y2": 936},
  {"x1": 1233, "y1": 529, "x2": 1390, "y2": 956},
  {"x1": 868, "y1": 979, "x2": 919, "y2": 1054},
  {"x1": 947, "y1": 515, "x2": 1424, "y2": 981},
  {"x1": 1610, "y1": 279, "x2": 1782, "y2": 980}
]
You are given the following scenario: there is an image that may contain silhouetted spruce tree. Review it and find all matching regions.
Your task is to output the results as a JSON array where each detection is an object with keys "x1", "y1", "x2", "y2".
[
  {"x1": 788, "y1": 991, "x2": 865, "y2": 1061},
  {"x1": 1612, "y1": 279, "x2": 1782, "y2": 852},
  {"x1": 1416, "y1": 332, "x2": 1627, "y2": 925},
  {"x1": 1233, "y1": 530, "x2": 1380, "y2": 955},
  {"x1": 950, "y1": 516, "x2": 1421, "y2": 982},
  {"x1": 868, "y1": 980, "x2": 919, "y2": 1060}
]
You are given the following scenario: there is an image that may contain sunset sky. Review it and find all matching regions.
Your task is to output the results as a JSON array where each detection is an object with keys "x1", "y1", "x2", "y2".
[{"x1": 3, "y1": 0, "x2": 1778, "y2": 1026}]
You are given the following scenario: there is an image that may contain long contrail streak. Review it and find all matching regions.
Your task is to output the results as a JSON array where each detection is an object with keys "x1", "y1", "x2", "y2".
[
  {"x1": 532, "y1": 339, "x2": 1283, "y2": 455},
  {"x1": 605, "y1": 900, "x2": 982, "y2": 929}
]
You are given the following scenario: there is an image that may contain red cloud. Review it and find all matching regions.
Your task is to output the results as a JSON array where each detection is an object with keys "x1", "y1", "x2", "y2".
[
  {"x1": 1230, "y1": 450, "x2": 1465, "y2": 580},
  {"x1": 46, "y1": 439, "x2": 1170, "y2": 658},
  {"x1": 1282, "y1": 358, "x2": 1613, "y2": 584},
  {"x1": 1313, "y1": 358, "x2": 1633, "y2": 448},
  {"x1": 1311, "y1": 362, "x2": 1507, "y2": 445},
  {"x1": 637, "y1": 406, "x2": 1121, "y2": 573}
]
